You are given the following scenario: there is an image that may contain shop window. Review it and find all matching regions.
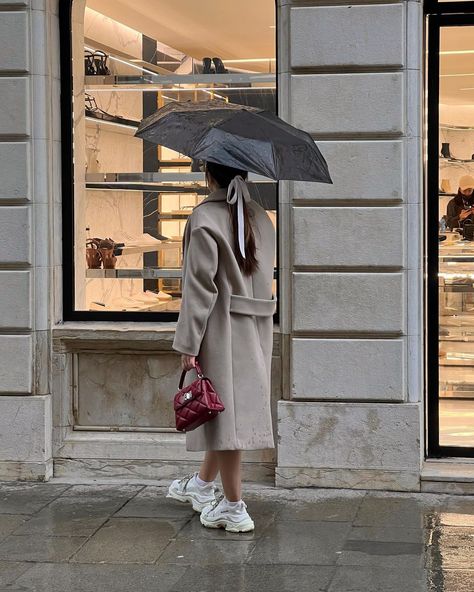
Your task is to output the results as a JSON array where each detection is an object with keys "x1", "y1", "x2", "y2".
[
  {"x1": 60, "y1": 1, "x2": 277, "y2": 320},
  {"x1": 426, "y1": 2, "x2": 474, "y2": 457}
]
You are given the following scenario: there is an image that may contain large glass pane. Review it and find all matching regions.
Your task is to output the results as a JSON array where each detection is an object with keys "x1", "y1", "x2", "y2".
[
  {"x1": 70, "y1": 1, "x2": 277, "y2": 314},
  {"x1": 438, "y1": 25, "x2": 474, "y2": 447}
]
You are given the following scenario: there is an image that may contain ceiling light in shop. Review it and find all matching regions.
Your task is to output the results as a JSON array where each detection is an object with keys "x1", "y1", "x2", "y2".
[
  {"x1": 223, "y1": 58, "x2": 276, "y2": 63},
  {"x1": 440, "y1": 50, "x2": 474, "y2": 55}
]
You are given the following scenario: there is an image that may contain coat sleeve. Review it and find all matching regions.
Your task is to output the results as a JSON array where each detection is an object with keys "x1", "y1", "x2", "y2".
[{"x1": 172, "y1": 226, "x2": 219, "y2": 356}]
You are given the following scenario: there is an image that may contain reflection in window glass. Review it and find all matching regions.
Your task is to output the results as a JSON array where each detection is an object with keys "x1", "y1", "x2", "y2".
[
  {"x1": 71, "y1": 1, "x2": 277, "y2": 313},
  {"x1": 438, "y1": 25, "x2": 474, "y2": 447}
]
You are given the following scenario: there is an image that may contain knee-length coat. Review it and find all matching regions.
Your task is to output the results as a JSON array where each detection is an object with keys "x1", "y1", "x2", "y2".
[{"x1": 172, "y1": 186, "x2": 276, "y2": 451}]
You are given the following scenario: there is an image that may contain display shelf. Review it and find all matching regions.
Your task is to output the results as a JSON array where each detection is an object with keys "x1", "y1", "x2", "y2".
[
  {"x1": 85, "y1": 73, "x2": 276, "y2": 90},
  {"x1": 86, "y1": 268, "x2": 182, "y2": 279},
  {"x1": 440, "y1": 158, "x2": 474, "y2": 164},
  {"x1": 85, "y1": 172, "x2": 273, "y2": 184},
  {"x1": 85, "y1": 110, "x2": 139, "y2": 129}
]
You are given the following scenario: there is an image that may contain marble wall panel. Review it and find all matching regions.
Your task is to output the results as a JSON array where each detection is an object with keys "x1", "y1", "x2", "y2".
[
  {"x1": 290, "y1": 73, "x2": 404, "y2": 136},
  {"x1": 76, "y1": 352, "x2": 179, "y2": 428},
  {"x1": 0, "y1": 395, "x2": 51, "y2": 462},
  {"x1": 84, "y1": 7, "x2": 142, "y2": 60},
  {"x1": 0, "y1": 143, "x2": 30, "y2": 201},
  {"x1": 85, "y1": 122, "x2": 143, "y2": 174},
  {"x1": 291, "y1": 141, "x2": 403, "y2": 202},
  {"x1": 293, "y1": 272, "x2": 405, "y2": 334},
  {"x1": 84, "y1": 190, "x2": 144, "y2": 309},
  {"x1": 290, "y1": 4, "x2": 404, "y2": 69},
  {"x1": 277, "y1": 401, "x2": 421, "y2": 471}
]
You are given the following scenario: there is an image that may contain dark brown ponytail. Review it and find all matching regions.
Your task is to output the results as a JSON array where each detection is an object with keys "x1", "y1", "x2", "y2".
[{"x1": 205, "y1": 161, "x2": 259, "y2": 275}]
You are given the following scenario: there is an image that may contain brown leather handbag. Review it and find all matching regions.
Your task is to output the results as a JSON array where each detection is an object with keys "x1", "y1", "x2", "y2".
[{"x1": 174, "y1": 361, "x2": 225, "y2": 432}]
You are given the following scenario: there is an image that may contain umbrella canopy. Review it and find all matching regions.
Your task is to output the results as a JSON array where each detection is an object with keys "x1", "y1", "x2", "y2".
[{"x1": 135, "y1": 100, "x2": 332, "y2": 183}]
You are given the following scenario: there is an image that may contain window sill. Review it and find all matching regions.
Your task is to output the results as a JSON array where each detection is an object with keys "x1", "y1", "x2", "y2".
[{"x1": 52, "y1": 322, "x2": 282, "y2": 354}]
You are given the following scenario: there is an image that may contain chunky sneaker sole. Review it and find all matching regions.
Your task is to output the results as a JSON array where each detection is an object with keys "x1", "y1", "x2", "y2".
[{"x1": 200, "y1": 512, "x2": 255, "y2": 532}]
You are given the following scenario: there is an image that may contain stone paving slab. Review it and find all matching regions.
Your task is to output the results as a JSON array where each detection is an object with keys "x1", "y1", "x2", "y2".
[
  {"x1": 0, "y1": 483, "x2": 71, "y2": 515},
  {"x1": 168, "y1": 564, "x2": 335, "y2": 592},
  {"x1": 9, "y1": 495, "x2": 135, "y2": 537},
  {"x1": 157, "y1": 534, "x2": 256, "y2": 566},
  {"x1": 115, "y1": 486, "x2": 197, "y2": 519},
  {"x1": 0, "y1": 560, "x2": 33, "y2": 587},
  {"x1": 277, "y1": 498, "x2": 361, "y2": 522},
  {"x1": 0, "y1": 533, "x2": 88, "y2": 562},
  {"x1": 327, "y1": 565, "x2": 428, "y2": 592},
  {"x1": 71, "y1": 517, "x2": 187, "y2": 564},
  {"x1": 247, "y1": 520, "x2": 350, "y2": 565},
  {"x1": 1, "y1": 563, "x2": 187, "y2": 592},
  {"x1": 0, "y1": 480, "x2": 472, "y2": 592},
  {"x1": 0, "y1": 515, "x2": 27, "y2": 543}
]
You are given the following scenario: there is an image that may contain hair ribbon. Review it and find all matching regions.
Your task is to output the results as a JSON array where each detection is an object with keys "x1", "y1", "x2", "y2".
[{"x1": 226, "y1": 175, "x2": 251, "y2": 259}]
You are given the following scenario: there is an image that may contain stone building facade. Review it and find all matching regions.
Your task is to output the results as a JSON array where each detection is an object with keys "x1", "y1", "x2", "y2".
[{"x1": 2, "y1": 0, "x2": 465, "y2": 492}]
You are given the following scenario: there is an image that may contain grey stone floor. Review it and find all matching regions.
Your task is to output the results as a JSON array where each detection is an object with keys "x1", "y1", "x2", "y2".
[{"x1": 0, "y1": 480, "x2": 473, "y2": 592}]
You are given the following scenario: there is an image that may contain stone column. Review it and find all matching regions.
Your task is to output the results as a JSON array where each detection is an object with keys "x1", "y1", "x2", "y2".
[
  {"x1": 276, "y1": 1, "x2": 423, "y2": 491},
  {"x1": 0, "y1": 0, "x2": 57, "y2": 480}
]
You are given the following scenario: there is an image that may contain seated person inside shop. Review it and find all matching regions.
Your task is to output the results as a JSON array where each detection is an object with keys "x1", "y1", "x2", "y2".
[{"x1": 446, "y1": 175, "x2": 474, "y2": 230}]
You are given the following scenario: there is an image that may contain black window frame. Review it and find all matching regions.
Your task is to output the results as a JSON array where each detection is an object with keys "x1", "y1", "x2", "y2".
[
  {"x1": 425, "y1": 0, "x2": 474, "y2": 458},
  {"x1": 59, "y1": 0, "x2": 279, "y2": 322}
]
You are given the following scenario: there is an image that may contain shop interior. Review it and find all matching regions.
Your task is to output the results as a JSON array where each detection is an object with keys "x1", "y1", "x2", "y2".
[
  {"x1": 438, "y1": 25, "x2": 474, "y2": 448},
  {"x1": 71, "y1": 0, "x2": 276, "y2": 314}
]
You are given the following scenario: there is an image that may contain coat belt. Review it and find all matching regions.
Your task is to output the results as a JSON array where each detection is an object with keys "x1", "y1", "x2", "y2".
[{"x1": 229, "y1": 294, "x2": 277, "y2": 317}]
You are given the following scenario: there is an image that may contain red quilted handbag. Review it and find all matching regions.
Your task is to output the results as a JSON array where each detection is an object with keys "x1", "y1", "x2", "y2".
[{"x1": 174, "y1": 361, "x2": 225, "y2": 432}]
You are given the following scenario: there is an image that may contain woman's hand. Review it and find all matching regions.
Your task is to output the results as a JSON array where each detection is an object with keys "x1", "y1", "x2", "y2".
[
  {"x1": 459, "y1": 208, "x2": 474, "y2": 221},
  {"x1": 181, "y1": 354, "x2": 196, "y2": 371}
]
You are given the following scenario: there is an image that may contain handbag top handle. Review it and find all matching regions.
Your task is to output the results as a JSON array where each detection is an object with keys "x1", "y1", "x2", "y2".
[{"x1": 178, "y1": 361, "x2": 204, "y2": 389}]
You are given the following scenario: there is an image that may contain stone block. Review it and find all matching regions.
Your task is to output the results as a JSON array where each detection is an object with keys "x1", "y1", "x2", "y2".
[
  {"x1": 291, "y1": 338, "x2": 405, "y2": 401},
  {"x1": 290, "y1": 5, "x2": 404, "y2": 69},
  {"x1": 275, "y1": 467, "x2": 419, "y2": 492},
  {"x1": 0, "y1": 206, "x2": 31, "y2": 264},
  {"x1": 293, "y1": 207, "x2": 404, "y2": 268},
  {"x1": 0, "y1": 335, "x2": 32, "y2": 393},
  {"x1": 0, "y1": 0, "x2": 28, "y2": 4},
  {"x1": 277, "y1": 401, "x2": 421, "y2": 470},
  {"x1": 0, "y1": 395, "x2": 51, "y2": 462},
  {"x1": 0, "y1": 11, "x2": 29, "y2": 72},
  {"x1": 0, "y1": 143, "x2": 30, "y2": 200},
  {"x1": 292, "y1": 141, "x2": 403, "y2": 202},
  {"x1": 292, "y1": 272, "x2": 404, "y2": 334},
  {"x1": 290, "y1": 73, "x2": 404, "y2": 135},
  {"x1": 0, "y1": 78, "x2": 29, "y2": 136},
  {"x1": 0, "y1": 270, "x2": 32, "y2": 329}
]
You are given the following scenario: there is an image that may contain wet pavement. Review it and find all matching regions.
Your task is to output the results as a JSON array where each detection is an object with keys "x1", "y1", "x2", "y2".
[{"x1": 0, "y1": 480, "x2": 472, "y2": 591}]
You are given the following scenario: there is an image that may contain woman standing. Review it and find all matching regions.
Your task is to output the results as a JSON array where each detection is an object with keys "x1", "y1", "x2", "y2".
[
  {"x1": 446, "y1": 174, "x2": 474, "y2": 230},
  {"x1": 167, "y1": 161, "x2": 276, "y2": 533}
]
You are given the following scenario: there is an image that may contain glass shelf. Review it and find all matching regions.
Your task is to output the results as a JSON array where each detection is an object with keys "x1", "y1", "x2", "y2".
[
  {"x1": 85, "y1": 73, "x2": 276, "y2": 90},
  {"x1": 86, "y1": 268, "x2": 182, "y2": 279}
]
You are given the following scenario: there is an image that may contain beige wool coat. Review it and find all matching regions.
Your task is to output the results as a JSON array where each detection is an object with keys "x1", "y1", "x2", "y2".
[{"x1": 172, "y1": 186, "x2": 276, "y2": 451}]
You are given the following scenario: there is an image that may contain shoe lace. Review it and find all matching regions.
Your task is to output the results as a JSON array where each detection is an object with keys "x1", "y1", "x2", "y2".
[{"x1": 178, "y1": 472, "x2": 196, "y2": 491}]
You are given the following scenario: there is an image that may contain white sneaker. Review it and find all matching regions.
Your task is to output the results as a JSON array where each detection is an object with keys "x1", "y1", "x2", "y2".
[
  {"x1": 200, "y1": 496, "x2": 255, "y2": 532},
  {"x1": 166, "y1": 472, "x2": 218, "y2": 513}
]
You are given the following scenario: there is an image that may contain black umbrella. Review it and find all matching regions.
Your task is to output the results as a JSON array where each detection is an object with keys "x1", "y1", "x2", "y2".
[{"x1": 135, "y1": 100, "x2": 332, "y2": 183}]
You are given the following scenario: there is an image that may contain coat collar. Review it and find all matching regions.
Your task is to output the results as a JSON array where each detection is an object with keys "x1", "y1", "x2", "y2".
[{"x1": 194, "y1": 187, "x2": 228, "y2": 209}]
